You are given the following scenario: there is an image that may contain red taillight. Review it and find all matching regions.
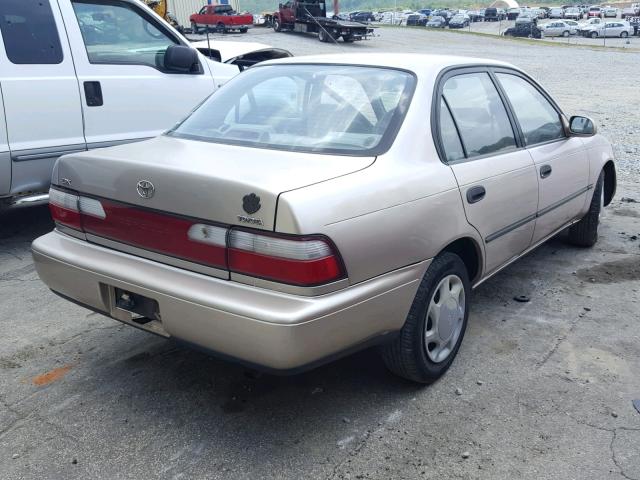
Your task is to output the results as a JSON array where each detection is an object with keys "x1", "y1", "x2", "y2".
[
  {"x1": 82, "y1": 199, "x2": 228, "y2": 269},
  {"x1": 228, "y1": 229, "x2": 344, "y2": 286},
  {"x1": 49, "y1": 187, "x2": 346, "y2": 287}
]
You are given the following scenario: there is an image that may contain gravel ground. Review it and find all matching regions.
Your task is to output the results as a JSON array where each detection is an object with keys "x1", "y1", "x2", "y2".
[{"x1": 1, "y1": 29, "x2": 639, "y2": 480}]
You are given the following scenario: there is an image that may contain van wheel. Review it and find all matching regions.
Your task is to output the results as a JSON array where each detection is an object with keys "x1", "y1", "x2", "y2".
[
  {"x1": 190, "y1": 21, "x2": 199, "y2": 34},
  {"x1": 381, "y1": 252, "x2": 470, "y2": 384},
  {"x1": 567, "y1": 171, "x2": 604, "y2": 247}
]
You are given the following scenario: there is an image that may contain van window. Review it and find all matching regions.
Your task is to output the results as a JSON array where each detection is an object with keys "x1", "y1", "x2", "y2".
[
  {"x1": 71, "y1": 0, "x2": 178, "y2": 69},
  {"x1": 0, "y1": 0, "x2": 63, "y2": 64}
]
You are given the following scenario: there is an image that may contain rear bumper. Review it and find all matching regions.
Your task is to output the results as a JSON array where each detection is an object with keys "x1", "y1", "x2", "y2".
[{"x1": 32, "y1": 231, "x2": 427, "y2": 371}]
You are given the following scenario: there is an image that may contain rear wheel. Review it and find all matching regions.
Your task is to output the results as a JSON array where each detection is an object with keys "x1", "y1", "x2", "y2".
[
  {"x1": 216, "y1": 22, "x2": 226, "y2": 33},
  {"x1": 318, "y1": 28, "x2": 333, "y2": 42},
  {"x1": 621, "y1": 31, "x2": 629, "y2": 37},
  {"x1": 343, "y1": 34, "x2": 354, "y2": 42},
  {"x1": 562, "y1": 30, "x2": 570, "y2": 36},
  {"x1": 381, "y1": 252, "x2": 470, "y2": 384},
  {"x1": 190, "y1": 21, "x2": 199, "y2": 34},
  {"x1": 590, "y1": 31, "x2": 598, "y2": 38},
  {"x1": 567, "y1": 171, "x2": 604, "y2": 247},
  {"x1": 240, "y1": 27, "x2": 248, "y2": 33}
]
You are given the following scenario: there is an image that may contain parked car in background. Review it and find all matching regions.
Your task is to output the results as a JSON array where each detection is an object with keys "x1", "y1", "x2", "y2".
[
  {"x1": 577, "y1": 16, "x2": 603, "y2": 33},
  {"x1": 484, "y1": 7, "x2": 504, "y2": 21},
  {"x1": 503, "y1": 22, "x2": 543, "y2": 37},
  {"x1": 516, "y1": 10, "x2": 538, "y2": 25},
  {"x1": 507, "y1": 7, "x2": 521, "y2": 19},
  {"x1": 468, "y1": 10, "x2": 485, "y2": 21},
  {"x1": 588, "y1": 6, "x2": 603, "y2": 17},
  {"x1": 584, "y1": 20, "x2": 633, "y2": 37},
  {"x1": 542, "y1": 20, "x2": 576, "y2": 36},
  {"x1": 33, "y1": 53, "x2": 616, "y2": 384},
  {"x1": 564, "y1": 7, "x2": 582, "y2": 19},
  {"x1": 603, "y1": 7, "x2": 618, "y2": 18},
  {"x1": 350, "y1": 11, "x2": 375, "y2": 22},
  {"x1": 549, "y1": 7, "x2": 565, "y2": 19},
  {"x1": 0, "y1": 0, "x2": 241, "y2": 210},
  {"x1": 448, "y1": 13, "x2": 470, "y2": 28},
  {"x1": 622, "y1": 7, "x2": 637, "y2": 18},
  {"x1": 406, "y1": 13, "x2": 428, "y2": 26},
  {"x1": 426, "y1": 15, "x2": 447, "y2": 27},
  {"x1": 417, "y1": 8, "x2": 432, "y2": 16},
  {"x1": 189, "y1": 4, "x2": 253, "y2": 33}
]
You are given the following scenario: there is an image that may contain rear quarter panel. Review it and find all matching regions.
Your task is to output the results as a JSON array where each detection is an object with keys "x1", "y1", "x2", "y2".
[
  {"x1": 578, "y1": 133, "x2": 615, "y2": 213},
  {"x1": 276, "y1": 72, "x2": 483, "y2": 284}
]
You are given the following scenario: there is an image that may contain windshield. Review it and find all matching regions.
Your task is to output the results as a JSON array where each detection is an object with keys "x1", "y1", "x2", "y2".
[{"x1": 168, "y1": 65, "x2": 416, "y2": 156}]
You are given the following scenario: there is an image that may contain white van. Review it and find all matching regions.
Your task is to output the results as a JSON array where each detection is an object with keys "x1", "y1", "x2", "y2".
[{"x1": 0, "y1": 0, "x2": 242, "y2": 208}]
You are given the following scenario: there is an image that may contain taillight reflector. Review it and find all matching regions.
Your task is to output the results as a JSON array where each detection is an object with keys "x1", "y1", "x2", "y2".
[{"x1": 228, "y1": 230, "x2": 344, "y2": 286}]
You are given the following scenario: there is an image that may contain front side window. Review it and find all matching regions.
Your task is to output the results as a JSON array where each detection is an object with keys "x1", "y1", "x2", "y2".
[
  {"x1": 169, "y1": 65, "x2": 416, "y2": 156},
  {"x1": 496, "y1": 73, "x2": 564, "y2": 146},
  {"x1": 442, "y1": 72, "x2": 516, "y2": 158},
  {"x1": 0, "y1": 0, "x2": 63, "y2": 64},
  {"x1": 72, "y1": 0, "x2": 177, "y2": 68}
]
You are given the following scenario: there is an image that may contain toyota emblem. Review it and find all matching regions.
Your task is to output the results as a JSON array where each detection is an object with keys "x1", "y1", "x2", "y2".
[{"x1": 136, "y1": 180, "x2": 155, "y2": 199}]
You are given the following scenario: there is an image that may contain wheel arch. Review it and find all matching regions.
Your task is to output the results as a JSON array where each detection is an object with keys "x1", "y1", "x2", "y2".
[
  {"x1": 440, "y1": 237, "x2": 482, "y2": 285},
  {"x1": 603, "y1": 160, "x2": 616, "y2": 206}
]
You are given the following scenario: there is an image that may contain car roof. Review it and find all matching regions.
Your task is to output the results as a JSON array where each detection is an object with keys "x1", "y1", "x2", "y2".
[{"x1": 261, "y1": 53, "x2": 515, "y2": 73}]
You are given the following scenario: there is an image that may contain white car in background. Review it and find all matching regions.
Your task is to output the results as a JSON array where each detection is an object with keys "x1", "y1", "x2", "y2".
[
  {"x1": 584, "y1": 20, "x2": 633, "y2": 37},
  {"x1": 564, "y1": 7, "x2": 582, "y2": 20},
  {"x1": 549, "y1": 7, "x2": 565, "y2": 18},
  {"x1": 542, "y1": 20, "x2": 576, "y2": 36},
  {"x1": 603, "y1": 7, "x2": 618, "y2": 18}
]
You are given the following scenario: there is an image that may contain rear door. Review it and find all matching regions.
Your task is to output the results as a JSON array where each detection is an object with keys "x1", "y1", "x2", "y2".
[
  {"x1": 58, "y1": 0, "x2": 216, "y2": 147},
  {"x1": 0, "y1": 0, "x2": 85, "y2": 196},
  {"x1": 435, "y1": 69, "x2": 539, "y2": 274},
  {"x1": 494, "y1": 70, "x2": 589, "y2": 245}
]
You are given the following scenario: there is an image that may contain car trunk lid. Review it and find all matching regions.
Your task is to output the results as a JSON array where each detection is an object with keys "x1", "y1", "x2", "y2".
[{"x1": 55, "y1": 135, "x2": 375, "y2": 231}]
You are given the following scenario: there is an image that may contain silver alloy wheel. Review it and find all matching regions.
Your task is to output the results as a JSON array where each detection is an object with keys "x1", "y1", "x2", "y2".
[{"x1": 424, "y1": 274, "x2": 466, "y2": 363}]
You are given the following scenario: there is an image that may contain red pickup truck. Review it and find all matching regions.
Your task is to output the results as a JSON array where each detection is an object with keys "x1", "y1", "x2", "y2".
[{"x1": 190, "y1": 4, "x2": 253, "y2": 33}]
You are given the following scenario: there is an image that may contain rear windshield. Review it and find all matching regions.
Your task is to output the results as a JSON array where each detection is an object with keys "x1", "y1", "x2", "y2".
[{"x1": 168, "y1": 64, "x2": 416, "y2": 156}]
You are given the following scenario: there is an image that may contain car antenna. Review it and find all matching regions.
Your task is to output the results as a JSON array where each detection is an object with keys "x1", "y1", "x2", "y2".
[
  {"x1": 301, "y1": 5, "x2": 344, "y2": 49},
  {"x1": 206, "y1": 27, "x2": 213, "y2": 59}
]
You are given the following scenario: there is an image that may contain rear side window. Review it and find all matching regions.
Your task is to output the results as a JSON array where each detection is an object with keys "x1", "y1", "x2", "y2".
[
  {"x1": 439, "y1": 99, "x2": 465, "y2": 163},
  {"x1": 0, "y1": 0, "x2": 63, "y2": 64},
  {"x1": 442, "y1": 72, "x2": 516, "y2": 159},
  {"x1": 496, "y1": 73, "x2": 564, "y2": 145}
]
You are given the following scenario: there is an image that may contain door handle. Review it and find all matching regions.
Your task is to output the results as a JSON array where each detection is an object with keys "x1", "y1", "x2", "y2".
[
  {"x1": 540, "y1": 165, "x2": 552, "y2": 179},
  {"x1": 466, "y1": 185, "x2": 486, "y2": 204},
  {"x1": 84, "y1": 81, "x2": 103, "y2": 107}
]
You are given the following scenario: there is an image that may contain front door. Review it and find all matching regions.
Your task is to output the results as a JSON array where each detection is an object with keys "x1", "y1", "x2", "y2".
[
  {"x1": 0, "y1": 0, "x2": 85, "y2": 196},
  {"x1": 493, "y1": 71, "x2": 590, "y2": 245},
  {"x1": 436, "y1": 70, "x2": 539, "y2": 274},
  {"x1": 59, "y1": 0, "x2": 216, "y2": 147}
]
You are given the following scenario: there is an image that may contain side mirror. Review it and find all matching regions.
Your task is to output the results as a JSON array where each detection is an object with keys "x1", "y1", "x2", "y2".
[
  {"x1": 569, "y1": 115, "x2": 597, "y2": 136},
  {"x1": 164, "y1": 45, "x2": 198, "y2": 74}
]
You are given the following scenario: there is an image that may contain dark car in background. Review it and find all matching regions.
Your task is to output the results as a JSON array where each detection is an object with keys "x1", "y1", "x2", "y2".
[
  {"x1": 507, "y1": 7, "x2": 521, "y2": 20},
  {"x1": 484, "y1": 7, "x2": 505, "y2": 21},
  {"x1": 448, "y1": 13, "x2": 470, "y2": 28},
  {"x1": 426, "y1": 15, "x2": 446, "y2": 27},
  {"x1": 503, "y1": 22, "x2": 543, "y2": 38},
  {"x1": 350, "y1": 11, "x2": 375, "y2": 22},
  {"x1": 406, "y1": 13, "x2": 428, "y2": 26}
]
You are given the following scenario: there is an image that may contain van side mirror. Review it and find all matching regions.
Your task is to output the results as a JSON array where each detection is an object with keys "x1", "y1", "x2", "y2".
[
  {"x1": 569, "y1": 116, "x2": 597, "y2": 136},
  {"x1": 164, "y1": 45, "x2": 199, "y2": 74}
]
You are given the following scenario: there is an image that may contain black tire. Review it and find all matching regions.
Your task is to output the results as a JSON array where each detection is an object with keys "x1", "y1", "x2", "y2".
[
  {"x1": 318, "y1": 28, "x2": 333, "y2": 42},
  {"x1": 273, "y1": 17, "x2": 282, "y2": 32},
  {"x1": 240, "y1": 27, "x2": 248, "y2": 33},
  {"x1": 343, "y1": 34, "x2": 354, "y2": 42},
  {"x1": 216, "y1": 22, "x2": 226, "y2": 33},
  {"x1": 567, "y1": 171, "x2": 604, "y2": 247},
  {"x1": 563, "y1": 30, "x2": 570, "y2": 37},
  {"x1": 590, "y1": 31, "x2": 598, "y2": 38},
  {"x1": 381, "y1": 252, "x2": 471, "y2": 384},
  {"x1": 621, "y1": 31, "x2": 628, "y2": 37},
  {"x1": 190, "y1": 21, "x2": 199, "y2": 34}
]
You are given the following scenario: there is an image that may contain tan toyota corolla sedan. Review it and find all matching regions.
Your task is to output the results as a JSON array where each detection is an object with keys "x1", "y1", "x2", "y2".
[{"x1": 32, "y1": 54, "x2": 616, "y2": 383}]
